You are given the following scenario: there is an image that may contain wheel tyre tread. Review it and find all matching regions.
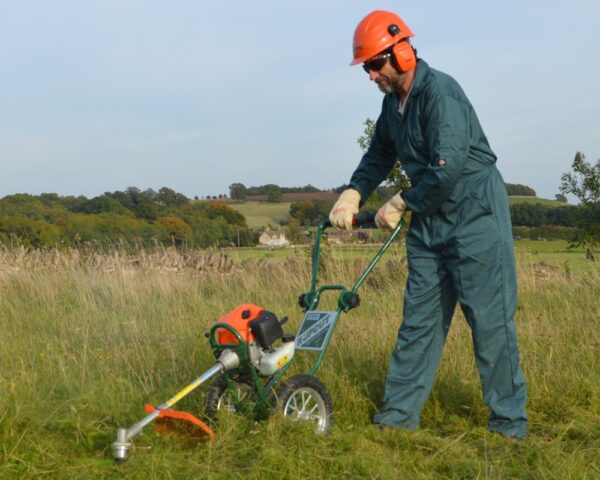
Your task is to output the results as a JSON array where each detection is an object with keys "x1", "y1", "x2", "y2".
[
  {"x1": 204, "y1": 375, "x2": 254, "y2": 419},
  {"x1": 273, "y1": 374, "x2": 334, "y2": 433}
]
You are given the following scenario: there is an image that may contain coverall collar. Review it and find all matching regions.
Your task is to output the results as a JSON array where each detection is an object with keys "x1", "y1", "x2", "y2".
[
  {"x1": 391, "y1": 59, "x2": 429, "y2": 106},
  {"x1": 407, "y1": 58, "x2": 429, "y2": 98}
]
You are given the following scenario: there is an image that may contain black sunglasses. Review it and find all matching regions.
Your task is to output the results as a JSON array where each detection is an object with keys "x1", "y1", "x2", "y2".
[{"x1": 362, "y1": 52, "x2": 391, "y2": 73}]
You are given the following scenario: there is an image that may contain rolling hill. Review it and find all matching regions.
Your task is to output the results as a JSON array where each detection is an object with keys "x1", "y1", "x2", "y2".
[
  {"x1": 229, "y1": 201, "x2": 291, "y2": 228},
  {"x1": 230, "y1": 195, "x2": 568, "y2": 229},
  {"x1": 508, "y1": 196, "x2": 568, "y2": 207}
]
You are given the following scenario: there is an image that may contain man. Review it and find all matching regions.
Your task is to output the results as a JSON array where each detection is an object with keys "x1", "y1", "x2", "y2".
[{"x1": 329, "y1": 10, "x2": 528, "y2": 438}]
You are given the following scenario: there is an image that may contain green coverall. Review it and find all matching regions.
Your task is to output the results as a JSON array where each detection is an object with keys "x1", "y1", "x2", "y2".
[{"x1": 349, "y1": 59, "x2": 528, "y2": 438}]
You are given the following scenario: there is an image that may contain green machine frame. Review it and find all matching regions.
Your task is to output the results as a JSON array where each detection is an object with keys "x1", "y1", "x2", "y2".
[{"x1": 208, "y1": 215, "x2": 405, "y2": 417}]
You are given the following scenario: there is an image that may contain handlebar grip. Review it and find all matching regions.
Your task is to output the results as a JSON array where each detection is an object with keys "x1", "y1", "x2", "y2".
[{"x1": 352, "y1": 212, "x2": 376, "y2": 228}]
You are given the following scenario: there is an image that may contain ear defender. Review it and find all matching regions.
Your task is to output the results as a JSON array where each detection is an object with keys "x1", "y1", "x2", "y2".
[
  {"x1": 391, "y1": 41, "x2": 416, "y2": 72},
  {"x1": 387, "y1": 23, "x2": 417, "y2": 72}
]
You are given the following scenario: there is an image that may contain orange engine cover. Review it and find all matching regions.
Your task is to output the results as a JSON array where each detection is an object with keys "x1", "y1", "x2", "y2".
[{"x1": 216, "y1": 304, "x2": 264, "y2": 345}]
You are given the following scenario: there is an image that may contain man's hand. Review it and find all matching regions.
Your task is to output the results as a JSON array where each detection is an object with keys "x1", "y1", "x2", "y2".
[
  {"x1": 329, "y1": 189, "x2": 361, "y2": 230},
  {"x1": 375, "y1": 192, "x2": 406, "y2": 229}
]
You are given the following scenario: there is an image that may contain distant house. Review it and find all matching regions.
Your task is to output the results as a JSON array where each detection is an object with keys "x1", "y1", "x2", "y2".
[
  {"x1": 326, "y1": 230, "x2": 371, "y2": 244},
  {"x1": 326, "y1": 230, "x2": 354, "y2": 244},
  {"x1": 258, "y1": 229, "x2": 290, "y2": 247}
]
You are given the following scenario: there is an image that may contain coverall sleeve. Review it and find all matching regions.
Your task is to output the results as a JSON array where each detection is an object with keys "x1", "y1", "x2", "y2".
[
  {"x1": 404, "y1": 93, "x2": 471, "y2": 216},
  {"x1": 349, "y1": 102, "x2": 397, "y2": 205}
]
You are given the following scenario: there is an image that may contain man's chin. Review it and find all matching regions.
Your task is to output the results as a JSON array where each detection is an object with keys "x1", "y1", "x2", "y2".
[{"x1": 377, "y1": 83, "x2": 393, "y2": 94}]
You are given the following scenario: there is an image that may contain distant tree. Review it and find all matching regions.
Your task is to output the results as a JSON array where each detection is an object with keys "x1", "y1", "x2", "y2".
[
  {"x1": 0, "y1": 215, "x2": 61, "y2": 247},
  {"x1": 510, "y1": 203, "x2": 546, "y2": 227},
  {"x1": 509, "y1": 203, "x2": 576, "y2": 228},
  {"x1": 544, "y1": 206, "x2": 576, "y2": 227},
  {"x1": 505, "y1": 183, "x2": 537, "y2": 196},
  {"x1": 289, "y1": 199, "x2": 334, "y2": 226},
  {"x1": 62, "y1": 212, "x2": 142, "y2": 244},
  {"x1": 80, "y1": 195, "x2": 128, "y2": 215},
  {"x1": 157, "y1": 187, "x2": 188, "y2": 207},
  {"x1": 266, "y1": 184, "x2": 282, "y2": 202},
  {"x1": 105, "y1": 187, "x2": 139, "y2": 211},
  {"x1": 44, "y1": 193, "x2": 88, "y2": 213},
  {"x1": 205, "y1": 201, "x2": 247, "y2": 228},
  {"x1": 289, "y1": 201, "x2": 312, "y2": 226},
  {"x1": 229, "y1": 183, "x2": 247, "y2": 201},
  {"x1": 134, "y1": 201, "x2": 158, "y2": 221},
  {"x1": 156, "y1": 216, "x2": 191, "y2": 245},
  {"x1": 560, "y1": 152, "x2": 600, "y2": 205},
  {"x1": 242, "y1": 184, "x2": 323, "y2": 196},
  {"x1": 286, "y1": 218, "x2": 304, "y2": 244},
  {"x1": 300, "y1": 184, "x2": 320, "y2": 193},
  {"x1": 38, "y1": 193, "x2": 60, "y2": 204},
  {"x1": 280, "y1": 184, "x2": 321, "y2": 194},
  {"x1": 555, "y1": 193, "x2": 568, "y2": 203},
  {"x1": 356, "y1": 118, "x2": 376, "y2": 155},
  {"x1": 115, "y1": 187, "x2": 159, "y2": 220},
  {"x1": 357, "y1": 117, "x2": 411, "y2": 193},
  {"x1": 143, "y1": 188, "x2": 158, "y2": 200},
  {"x1": 0, "y1": 193, "x2": 67, "y2": 223},
  {"x1": 560, "y1": 151, "x2": 600, "y2": 247}
]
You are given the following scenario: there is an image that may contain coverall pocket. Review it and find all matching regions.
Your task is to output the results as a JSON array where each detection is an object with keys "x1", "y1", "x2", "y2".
[{"x1": 468, "y1": 173, "x2": 495, "y2": 218}]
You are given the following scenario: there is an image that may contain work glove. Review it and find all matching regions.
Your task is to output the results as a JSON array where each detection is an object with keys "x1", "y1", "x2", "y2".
[
  {"x1": 329, "y1": 188, "x2": 361, "y2": 230},
  {"x1": 375, "y1": 192, "x2": 406, "y2": 229}
]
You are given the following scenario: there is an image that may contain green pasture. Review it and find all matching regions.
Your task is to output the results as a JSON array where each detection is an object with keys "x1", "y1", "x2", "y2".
[
  {"x1": 514, "y1": 239, "x2": 595, "y2": 275},
  {"x1": 226, "y1": 239, "x2": 596, "y2": 275},
  {"x1": 229, "y1": 202, "x2": 291, "y2": 229},
  {"x1": 508, "y1": 196, "x2": 567, "y2": 207}
]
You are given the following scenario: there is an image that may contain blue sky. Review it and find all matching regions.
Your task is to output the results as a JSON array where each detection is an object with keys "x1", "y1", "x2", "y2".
[{"x1": 1, "y1": 1, "x2": 599, "y2": 201}]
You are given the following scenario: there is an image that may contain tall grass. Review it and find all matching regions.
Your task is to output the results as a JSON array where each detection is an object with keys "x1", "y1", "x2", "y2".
[{"x1": 0, "y1": 248, "x2": 598, "y2": 479}]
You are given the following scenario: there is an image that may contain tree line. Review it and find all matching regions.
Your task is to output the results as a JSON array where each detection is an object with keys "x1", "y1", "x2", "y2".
[
  {"x1": 0, "y1": 187, "x2": 255, "y2": 249},
  {"x1": 230, "y1": 180, "x2": 539, "y2": 203},
  {"x1": 287, "y1": 197, "x2": 576, "y2": 228},
  {"x1": 2, "y1": 152, "x2": 597, "y2": 249},
  {"x1": 229, "y1": 183, "x2": 325, "y2": 202}
]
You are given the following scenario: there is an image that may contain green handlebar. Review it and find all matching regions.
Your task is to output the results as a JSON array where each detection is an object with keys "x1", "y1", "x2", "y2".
[{"x1": 303, "y1": 216, "x2": 405, "y2": 312}]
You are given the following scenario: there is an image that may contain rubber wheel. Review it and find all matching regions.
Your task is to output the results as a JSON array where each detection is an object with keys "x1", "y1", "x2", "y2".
[
  {"x1": 205, "y1": 375, "x2": 255, "y2": 418},
  {"x1": 273, "y1": 374, "x2": 333, "y2": 433}
]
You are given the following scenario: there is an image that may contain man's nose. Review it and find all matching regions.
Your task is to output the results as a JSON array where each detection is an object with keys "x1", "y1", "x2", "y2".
[{"x1": 369, "y1": 70, "x2": 380, "y2": 81}]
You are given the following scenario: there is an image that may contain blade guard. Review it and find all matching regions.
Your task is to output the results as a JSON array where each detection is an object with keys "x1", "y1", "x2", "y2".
[{"x1": 144, "y1": 404, "x2": 215, "y2": 442}]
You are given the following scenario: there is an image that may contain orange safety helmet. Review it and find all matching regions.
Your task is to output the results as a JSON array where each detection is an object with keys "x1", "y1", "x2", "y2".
[{"x1": 351, "y1": 10, "x2": 415, "y2": 66}]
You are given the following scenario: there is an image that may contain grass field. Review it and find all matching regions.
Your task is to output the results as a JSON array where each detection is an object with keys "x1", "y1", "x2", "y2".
[
  {"x1": 514, "y1": 239, "x2": 592, "y2": 274},
  {"x1": 228, "y1": 202, "x2": 291, "y2": 229},
  {"x1": 0, "y1": 246, "x2": 598, "y2": 479},
  {"x1": 508, "y1": 196, "x2": 567, "y2": 207},
  {"x1": 226, "y1": 239, "x2": 596, "y2": 276}
]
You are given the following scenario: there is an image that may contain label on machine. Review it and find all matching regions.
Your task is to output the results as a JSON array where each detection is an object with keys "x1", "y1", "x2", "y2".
[{"x1": 295, "y1": 311, "x2": 337, "y2": 351}]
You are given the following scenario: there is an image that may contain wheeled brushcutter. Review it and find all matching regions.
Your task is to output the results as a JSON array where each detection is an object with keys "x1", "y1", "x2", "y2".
[{"x1": 111, "y1": 214, "x2": 404, "y2": 462}]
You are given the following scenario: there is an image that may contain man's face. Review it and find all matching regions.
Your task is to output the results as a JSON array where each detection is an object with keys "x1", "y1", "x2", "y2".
[{"x1": 363, "y1": 52, "x2": 405, "y2": 94}]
